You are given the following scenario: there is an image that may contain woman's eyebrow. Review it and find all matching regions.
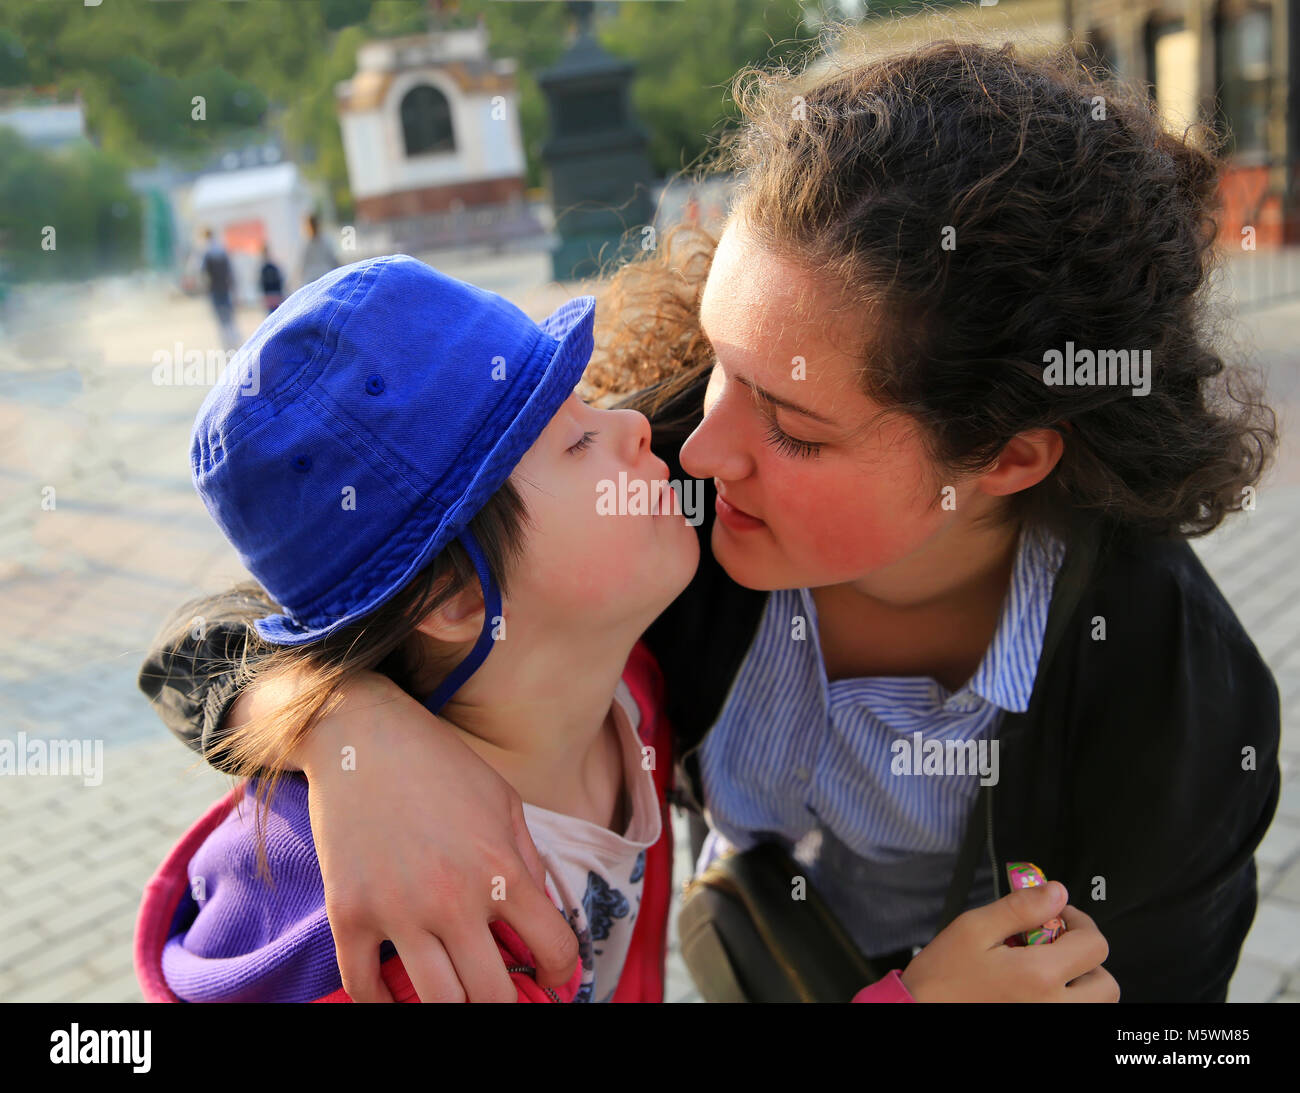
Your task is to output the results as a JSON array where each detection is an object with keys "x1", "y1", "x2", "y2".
[
  {"x1": 730, "y1": 371, "x2": 836, "y2": 426},
  {"x1": 700, "y1": 323, "x2": 840, "y2": 425},
  {"x1": 711, "y1": 352, "x2": 837, "y2": 426}
]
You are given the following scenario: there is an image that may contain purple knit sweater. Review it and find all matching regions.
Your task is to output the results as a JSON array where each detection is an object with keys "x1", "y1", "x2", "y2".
[{"x1": 160, "y1": 774, "x2": 380, "y2": 1002}]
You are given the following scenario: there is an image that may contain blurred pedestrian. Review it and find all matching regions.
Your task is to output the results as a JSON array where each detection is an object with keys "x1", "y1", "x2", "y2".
[
  {"x1": 260, "y1": 244, "x2": 286, "y2": 314},
  {"x1": 298, "y1": 213, "x2": 338, "y2": 287},
  {"x1": 200, "y1": 228, "x2": 240, "y2": 349}
]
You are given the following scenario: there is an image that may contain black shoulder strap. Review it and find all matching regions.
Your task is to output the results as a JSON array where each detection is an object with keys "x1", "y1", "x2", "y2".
[
  {"x1": 938, "y1": 781, "x2": 989, "y2": 931},
  {"x1": 936, "y1": 518, "x2": 1110, "y2": 930}
]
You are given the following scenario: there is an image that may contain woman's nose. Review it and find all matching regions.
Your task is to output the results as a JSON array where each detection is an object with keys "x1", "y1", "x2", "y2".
[{"x1": 680, "y1": 401, "x2": 749, "y2": 483}]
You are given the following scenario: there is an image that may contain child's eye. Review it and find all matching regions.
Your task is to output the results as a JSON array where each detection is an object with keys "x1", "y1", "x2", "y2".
[
  {"x1": 568, "y1": 430, "x2": 598, "y2": 454},
  {"x1": 762, "y1": 418, "x2": 822, "y2": 460}
]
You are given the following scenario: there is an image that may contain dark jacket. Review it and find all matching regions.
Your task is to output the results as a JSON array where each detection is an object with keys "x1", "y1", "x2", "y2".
[
  {"x1": 260, "y1": 261, "x2": 284, "y2": 296},
  {"x1": 201, "y1": 249, "x2": 234, "y2": 300},
  {"x1": 139, "y1": 370, "x2": 1281, "y2": 1003}
]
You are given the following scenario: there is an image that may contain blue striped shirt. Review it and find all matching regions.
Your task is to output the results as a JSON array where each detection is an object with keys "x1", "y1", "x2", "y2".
[{"x1": 696, "y1": 523, "x2": 1067, "y2": 955}]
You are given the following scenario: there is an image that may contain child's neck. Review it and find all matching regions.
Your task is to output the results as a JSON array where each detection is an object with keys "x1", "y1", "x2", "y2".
[{"x1": 427, "y1": 630, "x2": 640, "y2": 833}]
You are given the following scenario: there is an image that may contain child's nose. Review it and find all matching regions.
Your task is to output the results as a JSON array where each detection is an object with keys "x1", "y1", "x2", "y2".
[{"x1": 614, "y1": 408, "x2": 652, "y2": 463}]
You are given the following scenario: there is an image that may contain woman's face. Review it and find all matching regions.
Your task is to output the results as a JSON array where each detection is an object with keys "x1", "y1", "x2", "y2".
[{"x1": 680, "y1": 218, "x2": 1000, "y2": 594}]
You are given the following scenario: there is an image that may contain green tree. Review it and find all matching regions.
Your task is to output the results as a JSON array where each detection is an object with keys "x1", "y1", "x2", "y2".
[
  {"x1": 600, "y1": 0, "x2": 818, "y2": 176},
  {"x1": 0, "y1": 128, "x2": 142, "y2": 281},
  {"x1": 0, "y1": 0, "x2": 853, "y2": 220}
]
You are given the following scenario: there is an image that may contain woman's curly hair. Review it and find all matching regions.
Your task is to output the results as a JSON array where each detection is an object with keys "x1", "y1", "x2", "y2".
[{"x1": 585, "y1": 35, "x2": 1277, "y2": 541}]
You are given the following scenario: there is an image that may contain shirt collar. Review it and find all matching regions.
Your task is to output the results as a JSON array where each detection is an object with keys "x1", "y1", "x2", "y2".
[
  {"x1": 796, "y1": 523, "x2": 1066, "y2": 716},
  {"x1": 963, "y1": 523, "x2": 1066, "y2": 713}
]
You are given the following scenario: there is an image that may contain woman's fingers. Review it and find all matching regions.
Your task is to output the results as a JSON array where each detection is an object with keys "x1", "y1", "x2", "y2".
[
  {"x1": 504, "y1": 799, "x2": 580, "y2": 988},
  {"x1": 445, "y1": 928, "x2": 521, "y2": 1003},
  {"x1": 500, "y1": 871, "x2": 581, "y2": 990},
  {"x1": 387, "y1": 930, "x2": 468, "y2": 1002},
  {"x1": 511, "y1": 794, "x2": 550, "y2": 896},
  {"x1": 333, "y1": 923, "x2": 396, "y2": 1003}
]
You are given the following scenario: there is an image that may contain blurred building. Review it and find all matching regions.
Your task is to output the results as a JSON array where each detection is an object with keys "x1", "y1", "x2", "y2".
[
  {"x1": 186, "y1": 160, "x2": 315, "y2": 303},
  {"x1": 335, "y1": 21, "x2": 543, "y2": 253},
  {"x1": 1076, "y1": 0, "x2": 1294, "y2": 246},
  {"x1": 834, "y1": 0, "x2": 1299, "y2": 247},
  {"x1": 133, "y1": 141, "x2": 323, "y2": 303},
  {"x1": 0, "y1": 90, "x2": 87, "y2": 149}
]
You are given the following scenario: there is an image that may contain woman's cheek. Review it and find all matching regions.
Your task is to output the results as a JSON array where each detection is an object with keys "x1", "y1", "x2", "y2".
[{"x1": 769, "y1": 463, "x2": 921, "y2": 576}]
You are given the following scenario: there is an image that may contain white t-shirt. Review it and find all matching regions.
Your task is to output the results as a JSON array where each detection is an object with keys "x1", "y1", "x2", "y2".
[{"x1": 522, "y1": 678, "x2": 662, "y2": 1003}]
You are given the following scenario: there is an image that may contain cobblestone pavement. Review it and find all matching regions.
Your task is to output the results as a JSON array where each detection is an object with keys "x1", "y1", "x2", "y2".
[{"x1": 1, "y1": 250, "x2": 1298, "y2": 1003}]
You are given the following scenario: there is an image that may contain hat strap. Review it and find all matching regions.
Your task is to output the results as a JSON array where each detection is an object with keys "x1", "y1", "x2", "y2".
[{"x1": 421, "y1": 526, "x2": 503, "y2": 716}]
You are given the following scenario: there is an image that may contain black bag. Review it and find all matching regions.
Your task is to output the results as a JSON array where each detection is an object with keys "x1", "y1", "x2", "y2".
[{"x1": 678, "y1": 784, "x2": 990, "y2": 1002}]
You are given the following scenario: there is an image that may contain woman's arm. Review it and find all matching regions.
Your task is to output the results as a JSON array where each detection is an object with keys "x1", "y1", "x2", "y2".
[{"x1": 136, "y1": 610, "x2": 580, "y2": 1001}]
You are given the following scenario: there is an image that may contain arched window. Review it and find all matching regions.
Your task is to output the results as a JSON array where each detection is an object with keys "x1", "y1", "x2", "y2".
[
  {"x1": 400, "y1": 84, "x2": 455, "y2": 157},
  {"x1": 1216, "y1": 4, "x2": 1272, "y2": 157}
]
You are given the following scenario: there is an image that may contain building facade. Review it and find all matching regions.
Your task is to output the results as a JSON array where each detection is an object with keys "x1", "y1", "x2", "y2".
[
  {"x1": 335, "y1": 23, "x2": 541, "y2": 252},
  {"x1": 832, "y1": 0, "x2": 1298, "y2": 247}
]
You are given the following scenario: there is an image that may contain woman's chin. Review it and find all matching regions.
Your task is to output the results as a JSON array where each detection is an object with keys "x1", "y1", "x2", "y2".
[{"x1": 709, "y1": 521, "x2": 788, "y2": 592}]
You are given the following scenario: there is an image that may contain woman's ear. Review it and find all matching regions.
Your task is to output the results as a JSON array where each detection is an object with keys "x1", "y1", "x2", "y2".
[
  {"x1": 976, "y1": 427, "x2": 1065, "y2": 498},
  {"x1": 412, "y1": 587, "x2": 486, "y2": 644}
]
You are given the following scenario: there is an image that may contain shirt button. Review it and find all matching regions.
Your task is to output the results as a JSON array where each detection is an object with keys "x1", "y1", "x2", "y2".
[{"x1": 795, "y1": 766, "x2": 810, "y2": 781}]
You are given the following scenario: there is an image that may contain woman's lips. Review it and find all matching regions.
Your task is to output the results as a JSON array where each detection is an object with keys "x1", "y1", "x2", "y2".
[{"x1": 715, "y1": 489, "x2": 765, "y2": 531}]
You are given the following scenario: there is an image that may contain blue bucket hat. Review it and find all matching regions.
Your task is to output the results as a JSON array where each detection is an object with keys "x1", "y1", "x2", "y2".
[{"x1": 190, "y1": 254, "x2": 596, "y2": 714}]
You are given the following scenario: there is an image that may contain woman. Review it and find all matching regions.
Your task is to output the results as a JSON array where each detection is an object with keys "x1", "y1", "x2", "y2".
[{"x1": 140, "y1": 38, "x2": 1280, "y2": 1002}]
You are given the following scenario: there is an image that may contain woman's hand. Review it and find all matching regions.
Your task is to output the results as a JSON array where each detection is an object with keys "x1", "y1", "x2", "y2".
[
  {"x1": 276, "y1": 671, "x2": 579, "y2": 1001},
  {"x1": 899, "y1": 882, "x2": 1120, "y2": 1001}
]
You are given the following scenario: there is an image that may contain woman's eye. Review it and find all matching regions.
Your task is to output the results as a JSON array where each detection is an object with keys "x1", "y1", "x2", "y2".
[
  {"x1": 568, "y1": 430, "x2": 598, "y2": 454},
  {"x1": 762, "y1": 418, "x2": 822, "y2": 460}
]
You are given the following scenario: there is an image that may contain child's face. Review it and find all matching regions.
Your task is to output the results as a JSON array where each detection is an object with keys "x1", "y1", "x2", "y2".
[
  {"x1": 680, "y1": 217, "x2": 1012, "y2": 593},
  {"x1": 506, "y1": 392, "x2": 700, "y2": 634}
]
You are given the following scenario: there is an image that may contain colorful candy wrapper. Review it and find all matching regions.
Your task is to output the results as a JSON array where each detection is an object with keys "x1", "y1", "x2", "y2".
[{"x1": 1004, "y1": 861, "x2": 1066, "y2": 946}]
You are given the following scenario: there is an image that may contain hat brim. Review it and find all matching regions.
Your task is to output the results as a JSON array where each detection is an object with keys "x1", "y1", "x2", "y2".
[{"x1": 253, "y1": 292, "x2": 598, "y2": 646}]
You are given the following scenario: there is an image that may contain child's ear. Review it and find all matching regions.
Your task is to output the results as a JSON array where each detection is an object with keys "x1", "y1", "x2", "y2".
[{"x1": 413, "y1": 587, "x2": 486, "y2": 644}]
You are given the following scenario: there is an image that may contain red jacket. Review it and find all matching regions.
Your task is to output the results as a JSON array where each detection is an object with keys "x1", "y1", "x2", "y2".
[{"x1": 135, "y1": 639, "x2": 910, "y2": 1003}]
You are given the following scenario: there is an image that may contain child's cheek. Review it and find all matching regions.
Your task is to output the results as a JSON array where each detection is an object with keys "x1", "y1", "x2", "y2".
[{"x1": 529, "y1": 514, "x2": 634, "y2": 616}]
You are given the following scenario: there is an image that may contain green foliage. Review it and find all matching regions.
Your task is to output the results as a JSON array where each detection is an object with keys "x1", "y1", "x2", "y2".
[
  {"x1": 599, "y1": 0, "x2": 817, "y2": 176},
  {"x1": 0, "y1": 127, "x2": 142, "y2": 281},
  {"x1": 0, "y1": 0, "x2": 837, "y2": 221}
]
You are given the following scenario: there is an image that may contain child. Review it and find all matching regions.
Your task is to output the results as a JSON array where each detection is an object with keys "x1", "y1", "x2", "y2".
[
  {"x1": 259, "y1": 244, "x2": 285, "y2": 313},
  {"x1": 133, "y1": 255, "x2": 704, "y2": 1002}
]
